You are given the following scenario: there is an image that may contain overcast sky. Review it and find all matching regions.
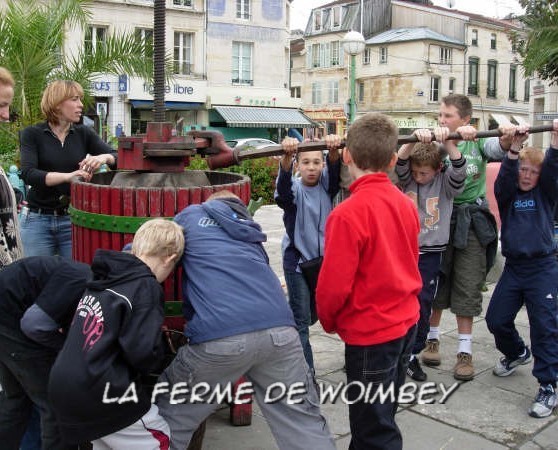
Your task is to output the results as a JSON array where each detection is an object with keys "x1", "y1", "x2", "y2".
[{"x1": 290, "y1": 0, "x2": 525, "y2": 31}]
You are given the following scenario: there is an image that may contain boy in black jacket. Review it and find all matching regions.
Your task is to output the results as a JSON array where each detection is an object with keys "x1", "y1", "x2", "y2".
[
  {"x1": 486, "y1": 119, "x2": 558, "y2": 418},
  {"x1": 0, "y1": 256, "x2": 91, "y2": 450},
  {"x1": 48, "y1": 219, "x2": 184, "y2": 448}
]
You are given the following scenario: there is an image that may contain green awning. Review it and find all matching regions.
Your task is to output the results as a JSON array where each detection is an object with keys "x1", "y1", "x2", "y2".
[{"x1": 214, "y1": 106, "x2": 317, "y2": 128}]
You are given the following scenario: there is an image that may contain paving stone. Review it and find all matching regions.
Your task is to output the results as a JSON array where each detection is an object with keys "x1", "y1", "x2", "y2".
[{"x1": 200, "y1": 205, "x2": 558, "y2": 449}]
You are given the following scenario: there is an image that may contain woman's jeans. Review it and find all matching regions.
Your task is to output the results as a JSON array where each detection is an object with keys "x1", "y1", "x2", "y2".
[{"x1": 20, "y1": 210, "x2": 72, "y2": 258}]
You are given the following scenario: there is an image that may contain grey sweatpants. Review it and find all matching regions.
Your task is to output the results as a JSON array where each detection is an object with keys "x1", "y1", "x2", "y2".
[{"x1": 156, "y1": 326, "x2": 335, "y2": 450}]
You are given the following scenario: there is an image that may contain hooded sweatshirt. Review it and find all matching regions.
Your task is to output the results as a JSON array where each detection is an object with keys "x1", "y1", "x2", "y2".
[
  {"x1": 174, "y1": 198, "x2": 295, "y2": 344},
  {"x1": 496, "y1": 146, "x2": 558, "y2": 261},
  {"x1": 0, "y1": 256, "x2": 90, "y2": 348},
  {"x1": 48, "y1": 249, "x2": 166, "y2": 444}
]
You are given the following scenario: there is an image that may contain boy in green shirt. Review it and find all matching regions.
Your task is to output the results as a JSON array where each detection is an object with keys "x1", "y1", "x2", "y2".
[{"x1": 421, "y1": 94, "x2": 520, "y2": 381}]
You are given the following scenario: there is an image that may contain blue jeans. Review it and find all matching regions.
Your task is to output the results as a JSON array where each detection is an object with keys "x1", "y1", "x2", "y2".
[
  {"x1": 284, "y1": 271, "x2": 314, "y2": 368},
  {"x1": 20, "y1": 406, "x2": 41, "y2": 450},
  {"x1": 345, "y1": 325, "x2": 416, "y2": 450},
  {"x1": 19, "y1": 211, "x2": 72, "y2": 258},
  {"x1": 156, "y1": 327, "x2": 334, "y2": 450}
]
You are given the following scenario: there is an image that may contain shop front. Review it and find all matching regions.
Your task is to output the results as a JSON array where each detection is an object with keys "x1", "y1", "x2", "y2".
[
  {"x1": 127, "y1": 77, "x2": 208, "y2": 135},
  {"x1": 88, "y1": 74, "x2": 127, "y2": 143},
  {"x1": 207, "y1": 88, "x2": 314, "y2": 141},
  {"x1": 303, "y1": 108, "x2": 347, "y2": 138}
]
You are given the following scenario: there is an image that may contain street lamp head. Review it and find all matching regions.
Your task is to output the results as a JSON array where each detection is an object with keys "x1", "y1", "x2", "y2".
[{"x1": 342, "y1": 30, "x2": 365, "y2": 56}]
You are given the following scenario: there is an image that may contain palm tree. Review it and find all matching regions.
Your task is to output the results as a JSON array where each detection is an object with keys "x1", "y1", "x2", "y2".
[
  {"x1": 517, "y1": 0, "x2": 558, "y2": 84},
  {"x1": 0, "y1": 0, "x2": 160, "y2": 160}
]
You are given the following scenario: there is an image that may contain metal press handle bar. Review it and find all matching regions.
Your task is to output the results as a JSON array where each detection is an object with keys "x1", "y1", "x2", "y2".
[{"x1": 234, "y1": 124, "x2": 554, "y2": 162}]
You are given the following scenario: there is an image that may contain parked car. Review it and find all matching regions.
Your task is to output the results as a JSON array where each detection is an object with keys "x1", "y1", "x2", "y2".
[{"x1": 226, "y1": 138, "x2": 278, "y2": 150}]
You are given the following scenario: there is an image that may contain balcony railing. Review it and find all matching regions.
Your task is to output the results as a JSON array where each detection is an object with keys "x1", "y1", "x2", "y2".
[
  {"x1": 232, "y1": 78, "x2": 253, "y2": 86},
  {"x1": 467, "y1": 85, "x2": 478, "y2": 95},
  {"x1": 487, "y1": 87, "x2": 497, "y2": 98}
]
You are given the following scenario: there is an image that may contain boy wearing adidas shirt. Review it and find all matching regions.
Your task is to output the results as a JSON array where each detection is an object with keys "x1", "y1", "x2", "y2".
[{"x1": 486, "y1": 119, "x2": 558, "y2": 418}]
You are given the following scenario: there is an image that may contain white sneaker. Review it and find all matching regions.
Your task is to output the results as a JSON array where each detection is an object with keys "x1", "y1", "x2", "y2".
[
  {"x1": 528, "y1": 384, "x2": 557, "y2": 418},
  {"x1": 493, "y1": 346, "x2": 532, "y2": 377}
]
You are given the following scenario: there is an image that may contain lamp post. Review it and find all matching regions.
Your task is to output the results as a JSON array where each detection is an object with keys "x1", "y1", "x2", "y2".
[{"x1": 342, "y1": 31, "x2": 365, "y2": 126}]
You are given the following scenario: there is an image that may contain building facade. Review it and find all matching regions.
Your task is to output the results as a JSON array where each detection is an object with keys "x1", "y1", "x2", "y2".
[
  {"x1": 2, "y1": 0, "x2": 313, "y2": 141},
  {"x1": 293, "y1": 0, "x2": 534, "y2": 137}
]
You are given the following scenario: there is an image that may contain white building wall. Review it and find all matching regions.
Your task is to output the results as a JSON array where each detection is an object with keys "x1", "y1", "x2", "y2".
[
  {"x1": 206, "y1": 0, "x2": 292, "y2": 98},
  {"x1": 1, "y1": 0, "x2": 295, "y2": 137},
  {"x1": 292, "y1": 0, "x2": 532, "y2": 136},
  {"x1": 463, "y1": 20, "x2": 530, "y2": 130}
]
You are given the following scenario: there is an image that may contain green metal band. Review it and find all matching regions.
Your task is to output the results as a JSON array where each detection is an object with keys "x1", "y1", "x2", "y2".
[
  {"x1": 164, "y1": 301, "x2": 183, "y2": 317},
  {"x1": 68, "y1": 205, "x2": 173, "y2": 233}
]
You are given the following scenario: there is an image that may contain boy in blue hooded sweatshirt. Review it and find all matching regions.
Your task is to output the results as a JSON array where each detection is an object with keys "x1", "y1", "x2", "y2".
[
  {"x1": 486, "y1": 119, "x2": 558, "y2": 419},
  {"x1": 156, "y1": 190, "x2": 335, "y2": 450}
]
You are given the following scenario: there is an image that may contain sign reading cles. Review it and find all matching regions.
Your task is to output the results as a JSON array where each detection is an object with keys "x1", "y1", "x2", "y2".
[{"x1": 91, "y1": 81, "x2": 111, "y2": 91}]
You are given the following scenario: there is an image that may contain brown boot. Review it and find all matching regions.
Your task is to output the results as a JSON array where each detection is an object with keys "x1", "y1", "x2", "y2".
[
  {"x1": 421, "y1": 339, "x2": 441, "y2": 367},
  {"x1": 454, "y1": 352, "x2": 474, "y2": 381}
]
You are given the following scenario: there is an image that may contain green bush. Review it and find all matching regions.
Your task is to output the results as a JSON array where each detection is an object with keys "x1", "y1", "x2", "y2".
[
  {"x1": 0, "y1": 123, "x2": 19, "y2": 168},
  {"x1": 187, "y1": 156, "x2": 278, "y2": 204}
]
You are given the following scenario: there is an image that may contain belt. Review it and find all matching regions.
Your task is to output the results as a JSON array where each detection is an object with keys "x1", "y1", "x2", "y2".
[{"x1": 28, "y1": 206, "x2": 69, "y2": 216}]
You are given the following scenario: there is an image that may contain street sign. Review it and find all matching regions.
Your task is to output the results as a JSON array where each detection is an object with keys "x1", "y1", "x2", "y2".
[
  {"x1": 118, "y1": 74, "x2": 128, "y2": 93},
  {"x1": 535, "y1": 113, "x2": 558, "y2": 121}
]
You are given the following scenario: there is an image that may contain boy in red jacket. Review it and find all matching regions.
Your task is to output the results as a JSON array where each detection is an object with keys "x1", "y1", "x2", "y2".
[{"x1": 316, "y1": 113, "x2": 422, "y2": 450}]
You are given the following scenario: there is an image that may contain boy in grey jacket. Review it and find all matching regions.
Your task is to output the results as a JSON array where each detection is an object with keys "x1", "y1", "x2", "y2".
[{"x1": 396, "y1": 128, "x2": 467, "y2": 381}]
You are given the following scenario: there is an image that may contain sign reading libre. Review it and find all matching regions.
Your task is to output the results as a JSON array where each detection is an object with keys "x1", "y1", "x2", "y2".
[{"x1": 142, "y1": 83, "x2": 195, "y2": 95}]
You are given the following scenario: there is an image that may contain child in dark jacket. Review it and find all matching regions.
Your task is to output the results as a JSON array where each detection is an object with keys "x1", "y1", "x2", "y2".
[
  {"x1": 48, "y1": 219, "x2": 184, "y2": 448},
  {"x1": 486, "y1": 119, "x2": 558, "y2": 419},
  {"x1": 274, "y1": 135, "x2": 341, "y2": 368},
  {"x1": 0, "y1": 256, "x2": 91, "y2": 450}
]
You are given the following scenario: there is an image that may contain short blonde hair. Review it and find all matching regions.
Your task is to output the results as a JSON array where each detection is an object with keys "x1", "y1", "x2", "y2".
[
  {"x1": 132, "y1": 219, "x2": 185, "y2": 261},
  {"x1": 40, "y1": 80, "x2": 84, "y2": 124},
  {"x1": 519, "y1": 147, "x2": 544, "y2": 166},
  {"x1": 0, "y1": 67, "x2": 15, "y2": 88}
]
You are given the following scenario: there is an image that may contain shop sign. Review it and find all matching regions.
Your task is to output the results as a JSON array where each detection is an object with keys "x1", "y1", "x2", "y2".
[
  {"x1": 118, "y1": 75, "x2": 128, "y2": 93},
  {"x1": 232, "y1": 96, "x2": 278, "y2": 107},
  {"x1": 535, "y1": 113, "x2": 558, "y2": 121},
  {"x1": 91, "y1": 81, "x2": 111, "y2": 92},
  {"x1": 305, "y1": 110, "x2": 346, "y2": 120},
  {"x1": 128, "y1": 77, "x2": 207, "y2": 102},
  {"x1": 393, "y1": 116, "x2": 437, "y2": 129},
  {"x1": 532, "y1": 85, "x2": 545, "y2": 95},
  {"x1": 142, "y1": 82, "x2": 194, "y2": 95}
]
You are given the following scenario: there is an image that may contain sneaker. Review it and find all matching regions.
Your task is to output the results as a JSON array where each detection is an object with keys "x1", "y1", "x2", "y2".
[
  {"x1": 453, "y1": 352, "x2": 474, "y2": 381},
  {"x1": 528, "y1": 384, "x2": 557, "y2": 418},
  {"x1": 407, "y1": 358, "x2": 427, "y2": 382},
  {"x1": 493, "y1": 347, "x2": 533, "y2": 377},
  {"x1": 421, "y1": 339, "x2": 441, "y2": 367}
]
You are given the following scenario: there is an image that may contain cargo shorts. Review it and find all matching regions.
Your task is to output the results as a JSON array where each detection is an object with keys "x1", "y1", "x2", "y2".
[{"x1": 433, "y1": 229, "x2": 487, "y2": 317}]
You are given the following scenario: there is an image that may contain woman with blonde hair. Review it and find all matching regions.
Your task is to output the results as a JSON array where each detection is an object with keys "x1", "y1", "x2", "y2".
[
  {"x1": 20, "y1": 80, "x2": 117, "y2": 257},
  {"x1": 0, "y1": 66, "x2": 24, "y2": 268}
]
